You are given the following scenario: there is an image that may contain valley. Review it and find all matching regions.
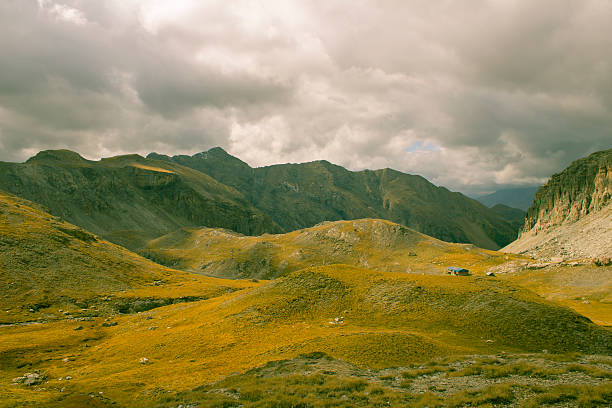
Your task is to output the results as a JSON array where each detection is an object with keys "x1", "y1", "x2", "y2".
[{"x1": 0, "y1": 148, "x2": 610, "y2": 407}]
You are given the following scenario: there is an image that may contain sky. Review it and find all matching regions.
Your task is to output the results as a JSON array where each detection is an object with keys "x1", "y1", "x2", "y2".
[{"x1": 0, "y1": 0, "x2": 611, "y2": 195}]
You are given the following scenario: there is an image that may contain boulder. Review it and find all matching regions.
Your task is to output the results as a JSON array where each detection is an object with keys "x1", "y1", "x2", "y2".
[{"x1": 13, "y1": 372, "x2": 46, "y2": 386}]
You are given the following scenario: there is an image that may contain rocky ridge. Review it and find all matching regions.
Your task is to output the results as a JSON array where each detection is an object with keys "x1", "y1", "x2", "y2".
[{"x1": 505, "y1": 148, "x2": 612, "y2": 259}]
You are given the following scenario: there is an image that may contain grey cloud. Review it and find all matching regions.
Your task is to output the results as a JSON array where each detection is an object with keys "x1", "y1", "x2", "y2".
[{"x1": 0, "y1": 0, "x2": 611, "y2": 195}]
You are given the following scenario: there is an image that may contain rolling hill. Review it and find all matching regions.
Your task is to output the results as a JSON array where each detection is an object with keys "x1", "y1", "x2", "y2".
[
  {"x1": 143, "y1": 218, "x2": 513, "y2": 279},
  {"x1": 0, "y1": 190, "x2": 257, "y2": 324},
  {"x1": 149, "y1": 147, "x2": 518, "y2": 249},
  {"x1": 1, "y1": 264, "x2": 609, "y2": 407}
]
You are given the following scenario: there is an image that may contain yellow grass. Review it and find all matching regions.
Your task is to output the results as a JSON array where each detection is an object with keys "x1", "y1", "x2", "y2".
[
  {"x1": 1, "y1": 264, "x2": 608, "y2": 407},
  {"x1": 130, "y1": 163, "x2": 176, "y2": 174}
]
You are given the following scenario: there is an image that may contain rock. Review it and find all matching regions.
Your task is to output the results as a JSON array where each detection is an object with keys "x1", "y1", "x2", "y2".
[
  {"x1": 148, "y1": 326, "x2": 158, "y2": 330},
  {"x1": 140, "y1": 357, "x2": 150, "y2": 364},
  {"x1": 101, "y1": 321, "x2": 118, "y2": 327},
  {"x1": 486, "y1": 272, "x2": 495, "y2": 276},
  {"x1": 526, "y1": 262, "x2": 550, "y2": 270},
  {"x1": 74, "y1": 325, "x2": 83, "y2": 331},
  {"x1": 145, "y1": 315, "x2": 153, "y2": 320},
  {"x1": 65, "y1": 376, "x2": 72, "y2": 380},
  {"x1": 329, "y1": 316, "x2": 344, "y2": 325},
  {"x1": 13, "y1": 372, "x2": 46, "y2": 386}
]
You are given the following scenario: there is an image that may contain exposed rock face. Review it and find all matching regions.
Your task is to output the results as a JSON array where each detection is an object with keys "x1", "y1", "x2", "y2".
[{"x1": 505, "y1": 149, "x2": 612, "y2": 259}]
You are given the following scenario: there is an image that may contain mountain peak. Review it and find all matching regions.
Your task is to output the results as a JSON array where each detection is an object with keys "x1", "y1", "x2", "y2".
[
  {"x1": 26, "y1": 149, "x2": 89, "y2": 165},
  {"x1": 205, "y1": 146, "x2": 231, "y2": 156}
]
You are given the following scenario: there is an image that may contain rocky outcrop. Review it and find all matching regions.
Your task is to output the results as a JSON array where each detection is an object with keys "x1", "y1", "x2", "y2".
[
  {"x1": 505, "y1": 149, "x2": 612, "y2": 259},
  {"x1": 521, "y1": 149, "x2": 611, "y2": 234}
]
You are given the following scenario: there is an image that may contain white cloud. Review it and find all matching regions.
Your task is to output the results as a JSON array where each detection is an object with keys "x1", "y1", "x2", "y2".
[{"x1": 38, "y1": 1, "x2": 88, "y2": 25}]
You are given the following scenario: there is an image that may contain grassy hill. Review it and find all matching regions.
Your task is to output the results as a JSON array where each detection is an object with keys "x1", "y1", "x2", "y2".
[
  {"x1": 149, "y1": 148, "x2": 518, "y2": 249},
  {"x1": 0, "y1": 150, "x2": 281, "y2": 250},
  {"x1": 1, "y1": 264, "x2": 609, "y2": 407},
  {"x1": 506, "y1": 263, "x2": 612, "y2": 326},
  {"x1": 0, "y1": 190, "x2": 257, "y2": 324},
  {"x1": 143, "y1": 219, "x2": 515, "y2": 279}
]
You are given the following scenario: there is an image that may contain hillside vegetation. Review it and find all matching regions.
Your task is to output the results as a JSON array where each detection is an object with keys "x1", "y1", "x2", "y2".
[
  {"x1": 1, "y1": 265, "x2": 610, "y2": 407},
  {"x1": 144, "y1": 219, "x2": 515, "y2": 279},
  {"x1": 149, "y1": 147, "x2": 518, "y2": 249},
  {"x1": 0, "y1": 191, "x2": 257, "y2": 324}
]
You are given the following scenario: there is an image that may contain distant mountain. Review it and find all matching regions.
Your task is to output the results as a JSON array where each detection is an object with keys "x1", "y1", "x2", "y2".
[
  {"x1": 489, "y1": 204, "x2": 526, "y2": 232},
  {"x1": 149, "y1": 148, "x2": 518, "y2": 249},
  {"x1": 475, "y1": 187, "x2": 539, "y2": 210},
  {"x1": 504, "y1": 148, "x2": 612, "y2": 259},
  {"x1": 0, "y1": 150, "x2": 280, "y2": 250}
]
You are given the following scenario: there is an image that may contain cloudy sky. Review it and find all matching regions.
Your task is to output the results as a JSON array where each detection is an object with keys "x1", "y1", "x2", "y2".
[{"x1": 1, "y1": 0, "x2": 611, "y2": 195}]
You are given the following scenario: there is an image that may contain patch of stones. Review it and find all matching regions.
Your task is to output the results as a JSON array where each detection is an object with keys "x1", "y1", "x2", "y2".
[{"x1": 12, "y1": 371, "x2": 46, "y2": 386}]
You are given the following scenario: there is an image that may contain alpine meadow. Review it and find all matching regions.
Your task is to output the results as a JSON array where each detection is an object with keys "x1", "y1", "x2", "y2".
[{"x1": 0, "y1": 1, "x2": 611, "y2": 407}]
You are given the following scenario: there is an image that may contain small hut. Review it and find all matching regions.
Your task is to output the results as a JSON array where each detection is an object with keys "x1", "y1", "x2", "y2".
[{"x1": 446, "y1": 266, "x2": 470, "y2": 276}]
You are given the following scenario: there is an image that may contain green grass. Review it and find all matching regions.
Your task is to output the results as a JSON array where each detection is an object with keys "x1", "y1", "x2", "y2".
[
  {"x1": 448, "y1": 360, "x2": 612, "y2": 380},
  {"x1": 521, "y1": 383, "x2": 612, "y2": 408}
]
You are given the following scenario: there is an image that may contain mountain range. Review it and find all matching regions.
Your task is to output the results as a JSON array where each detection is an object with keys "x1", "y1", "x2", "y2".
[
  {"x1": 0, "y1": 148, "x2": 519, "y2": 250},
  {"x1": 475, "y1": 187, "x2": 539, "y2": 211}
]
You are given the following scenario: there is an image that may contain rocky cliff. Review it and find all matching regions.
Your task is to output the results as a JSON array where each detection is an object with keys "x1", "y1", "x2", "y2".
[{"x1": 504, "y1": 148, "x2": 612, "y2": 259}]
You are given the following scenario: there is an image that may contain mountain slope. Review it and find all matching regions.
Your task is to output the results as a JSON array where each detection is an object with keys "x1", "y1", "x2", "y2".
[
  {"x1": 490, "y1": 204, "x2": 526, "y2": 232},
  {"x1": 144, "y1": 219, "x2": 512, "y2": 279},
  {"x1": 149, "y1": 148, "x2": 518, "y2": 249},
  {"x1": 0, "y1": 150, "x2": 281, "y2": 250},
  {"x1": 504, "y1": 148, "x2": 612, "y2": 259},
  {"x1": 476, "y1": 187, "x2": 539, "y2": 210},
  {"x1": 0, "y1": 190, "x2": 257, "y2": 324}
]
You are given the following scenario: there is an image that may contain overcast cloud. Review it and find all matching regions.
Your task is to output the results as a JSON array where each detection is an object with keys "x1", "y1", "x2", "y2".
[{"x1": 1, "y1": 0, "x2": 611, "y2": 194}]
